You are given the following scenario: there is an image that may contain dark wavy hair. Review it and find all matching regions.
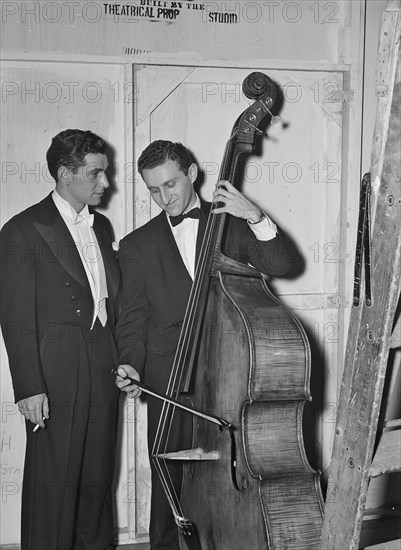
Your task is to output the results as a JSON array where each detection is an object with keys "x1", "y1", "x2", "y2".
[
  {"x1": 137, "y1": 140, "x2": 194, "y2": 176},
  {"x1": 46, "y1": 129, "x2": 107, "y2": 182}
]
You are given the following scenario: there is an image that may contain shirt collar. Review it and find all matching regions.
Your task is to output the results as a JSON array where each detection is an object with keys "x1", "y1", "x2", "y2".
[{"x1": 52, "y1": 190, "x2": 90, "y2": 224}]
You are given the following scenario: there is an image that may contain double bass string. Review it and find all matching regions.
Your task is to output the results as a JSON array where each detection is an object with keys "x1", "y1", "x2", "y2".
[
  {"x1": 156, "y1": 79, "x2": 272, "y2": 457},
  {"x1": 160, "y1": 137, "x2": 235, "y2": 415},
  {"x1": 151, "y1": 135, "x2": 236, "y2": 529},
  {"x1": 150, "y1": 185, "x2": 220, "y2": 523},
  {"x1": 154, "y1": 137, "x2": 234, "y2": 434},
  {"x1": 149, "y1": 211, "x2": 219, "y2": 527}
]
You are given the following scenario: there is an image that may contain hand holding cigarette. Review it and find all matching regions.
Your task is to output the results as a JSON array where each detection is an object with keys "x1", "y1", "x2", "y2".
[
  {"x1": 17, "y1": 393, "x2": 49, "y2": 431},
  {"x1": 33, "y1": 417, "x2": 47, "y2": 432}
]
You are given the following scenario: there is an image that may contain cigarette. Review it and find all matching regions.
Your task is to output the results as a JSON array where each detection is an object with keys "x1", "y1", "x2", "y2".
[{"x1": 33, "y1": 417, "x2": 46, "y2": 432}]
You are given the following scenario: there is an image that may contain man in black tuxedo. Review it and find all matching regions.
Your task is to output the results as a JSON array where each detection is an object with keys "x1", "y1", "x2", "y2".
[
  {"x1": 0, "y1": 129, "x2": 120, "y2": 550},
  {"x1": 116, "y1": 140, "x2": 299, "y2": 550}
]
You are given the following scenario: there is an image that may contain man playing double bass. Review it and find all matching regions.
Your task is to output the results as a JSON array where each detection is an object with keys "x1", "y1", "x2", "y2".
[{"x1": 115, "y1": 140, "x2": 300, "y2": 550}]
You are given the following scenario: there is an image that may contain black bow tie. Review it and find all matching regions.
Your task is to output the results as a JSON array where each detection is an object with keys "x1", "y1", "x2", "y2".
[{"x1": 169, "y1": 207, "x2": 201, "y2": 227}]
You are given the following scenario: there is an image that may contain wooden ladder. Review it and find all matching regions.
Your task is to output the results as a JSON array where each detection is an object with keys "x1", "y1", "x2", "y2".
[{"x1": 320, "y1": 1, "x2": 401, "y2": 549}]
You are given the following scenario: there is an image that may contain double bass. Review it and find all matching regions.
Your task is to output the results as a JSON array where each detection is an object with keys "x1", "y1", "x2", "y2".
[{"x1": 132, "y1": 72, "x2": 324, "y2": 549}]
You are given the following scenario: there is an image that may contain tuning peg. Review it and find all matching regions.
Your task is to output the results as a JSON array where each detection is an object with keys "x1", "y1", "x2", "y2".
[{"x1": 265, "y1": 105, "x2": 281, "y2": 125}]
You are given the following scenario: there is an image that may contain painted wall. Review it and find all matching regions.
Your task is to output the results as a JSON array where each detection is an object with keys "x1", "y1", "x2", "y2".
[{"x1": 1, "y1": 0, "x2": 345, "y2": 63}]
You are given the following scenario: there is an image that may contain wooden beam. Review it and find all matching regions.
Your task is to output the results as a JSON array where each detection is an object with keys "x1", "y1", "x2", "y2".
[{"x1": 320, "y1": 2, "x2": 401, "y2": 547}]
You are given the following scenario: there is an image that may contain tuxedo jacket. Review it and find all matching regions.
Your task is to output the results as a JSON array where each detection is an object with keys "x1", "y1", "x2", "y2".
[
  {"x1": 117, "y1": 200, "x2": 297, "y2": 393},
  {"x1": 0, "y1": 193, "x2": 120, "y2": 403}
]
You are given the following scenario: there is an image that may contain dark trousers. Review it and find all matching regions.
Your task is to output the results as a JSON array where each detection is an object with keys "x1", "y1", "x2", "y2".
[
  {"x1": 21, "y1": 321, "x2": 119, "y2": 550},
  {"x1": 146, "y1": 395, "x2": 193, "y2": 550}
]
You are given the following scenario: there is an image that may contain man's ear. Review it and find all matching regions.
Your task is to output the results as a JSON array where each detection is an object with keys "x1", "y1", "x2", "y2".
[
  {"x1": 188, "y1": 163, "x2": 198, "y2": 184},
  {"x1": 57, "y1": 165, "x2": 71, "y2": 184}
]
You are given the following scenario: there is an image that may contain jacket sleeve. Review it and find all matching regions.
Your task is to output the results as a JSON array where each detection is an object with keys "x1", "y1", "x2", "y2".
[
  {"x1": 116, "y1": 236, "x2": 150, "y2": 378},
  {"x1": 223, "y1": 216, "x2": 304, "y2": 278},
  {"x1": 0, "y1": 219, "x2": 47, "y2": 402}
]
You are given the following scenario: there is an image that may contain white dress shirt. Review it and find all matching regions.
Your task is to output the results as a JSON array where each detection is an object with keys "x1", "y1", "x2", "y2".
[
  {"x1": 167, "y1": 194, "x2": 277, "y2": 279},
  {"x1": 52, "y1": 190, "x2": 108, "y2": 329}
]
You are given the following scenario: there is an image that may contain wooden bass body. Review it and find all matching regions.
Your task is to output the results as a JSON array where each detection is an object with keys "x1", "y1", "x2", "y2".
[{"x1": 180, "y1": 262, "x2": 324, "y2": 550}]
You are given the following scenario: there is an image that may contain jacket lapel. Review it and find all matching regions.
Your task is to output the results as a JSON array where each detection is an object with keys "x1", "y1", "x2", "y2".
[
  {"x1": 152, "y1": 212, "x2": 193, "y2": 291},
  {"x1": 153, "y1": 201, "x2": 211, "y2": 283},
  {"x1": 33, "y1": 194, "x2": 90, "y2": 291}
]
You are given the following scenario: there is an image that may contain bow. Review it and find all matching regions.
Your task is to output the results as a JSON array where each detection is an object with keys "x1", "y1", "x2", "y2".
[{"x1": 169, "y1": 207, "x2": 201, "y2": 227}]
